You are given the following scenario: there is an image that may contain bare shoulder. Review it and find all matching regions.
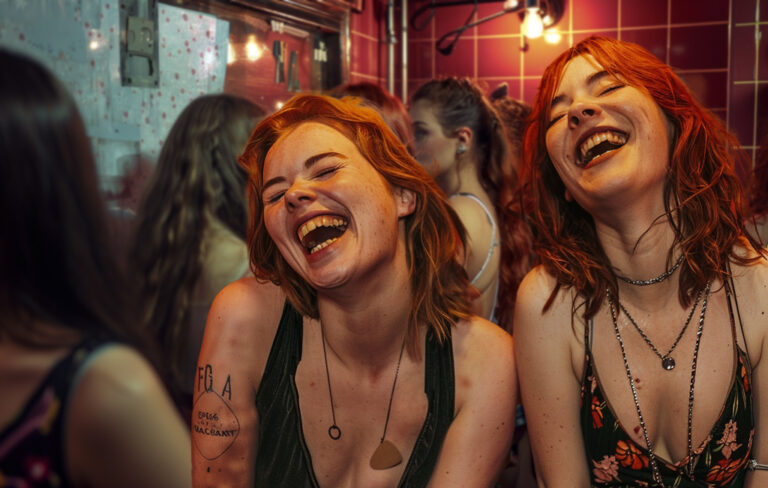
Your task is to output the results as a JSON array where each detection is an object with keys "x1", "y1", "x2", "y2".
[
  {"x1": 449, "y1": 194, "x2": 495, "y2": 241},
  {"x1": 452, "y1": 315, "x2": 514, "y2": 364},
  {"x1": 204, "y1": 278, "x2": 285, "y2": 351},
  {"x1": 69, "y1": 344, "x2": 172, "y2": 410},
  {"x1": 67, "y1": 345, "x2": 190, "y2": 488},
  {"x1": 515, "y1": 265, "x2": 574, "y2": 330},
  {"x1": 451, "y1": 316, "x2": 516, "y2": 408},
  {"x1": 199, "y1": 277, "x2": 286, "y2": 389}
]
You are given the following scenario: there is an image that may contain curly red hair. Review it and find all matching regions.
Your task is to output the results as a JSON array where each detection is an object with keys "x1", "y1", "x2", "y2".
[{"x1": 521, "y1": 36, "x2": 763, "y2": 318}]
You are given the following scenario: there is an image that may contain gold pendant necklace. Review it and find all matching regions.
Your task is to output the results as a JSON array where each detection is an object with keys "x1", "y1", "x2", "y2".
[{"x1": 320, "y1": 322, "x2": 406, "y2": 470}]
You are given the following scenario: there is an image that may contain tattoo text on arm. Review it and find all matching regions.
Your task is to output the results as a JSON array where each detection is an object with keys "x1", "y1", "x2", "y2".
[{"x1": 192, "y1": 363, "x2": 240, "y2": 460}]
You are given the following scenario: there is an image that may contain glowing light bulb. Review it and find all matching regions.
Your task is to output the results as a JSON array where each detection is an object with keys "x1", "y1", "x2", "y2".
[
  {"x1": 246, "y1": 35, "x2": 262, "y2": 61},
  {"x1": 522, "y1": 8, "x2": 543, "y2": 39},
  {"x1": 544, "y1": 28, "x2": 561, "y2": 44}
]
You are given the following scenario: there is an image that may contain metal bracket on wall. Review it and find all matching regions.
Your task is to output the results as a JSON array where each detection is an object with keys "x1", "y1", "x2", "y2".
[
  {"x1": 410, "y1": 0, "x2": 564, "y2": 55},
  {"x1": 120, "y1": 0, "x2": 159, "y2": 87}
]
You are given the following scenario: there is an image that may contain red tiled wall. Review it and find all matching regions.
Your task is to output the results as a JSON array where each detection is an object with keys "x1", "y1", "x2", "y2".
[
  {"x1": 349, "y1": 3, "x2": 387, "y2": 85},
  {"x1": 731, "y1": 0, "x2": 767, "y2": 163},
  {"x1": 397, "y1": 0, "x2": 765, "y2": 165}
]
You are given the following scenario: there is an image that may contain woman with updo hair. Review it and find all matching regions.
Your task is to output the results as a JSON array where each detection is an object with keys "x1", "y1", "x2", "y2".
[{"x1": 410, "y1": 77, "x2": 530, "y2": 329}]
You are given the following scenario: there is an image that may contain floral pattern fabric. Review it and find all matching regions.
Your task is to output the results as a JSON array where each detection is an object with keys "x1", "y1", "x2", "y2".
[
  {"x1": 580, "y1": 344, "x2": 753, "y2": 487},
  {"x1": 0, "y1": 340, "x2": 103, "y2": 488}
]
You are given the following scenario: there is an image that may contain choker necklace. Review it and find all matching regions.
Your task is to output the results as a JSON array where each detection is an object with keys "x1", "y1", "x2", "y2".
[
  {"x1": 618, "y1": 287, "x2": 705, "y2": 371},
  {"x1": 606, "y1": 282, "x2": 710, "y2": 487},
  {"x1": 320, "y1": 322, "x2": 407, "y2": 470},
  {"x1": 616, "y1": 255, "x2": 685, "y2": 286}
]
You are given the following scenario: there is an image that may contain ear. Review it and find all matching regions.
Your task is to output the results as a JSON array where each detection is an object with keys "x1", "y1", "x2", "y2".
[
  {"x1": 455, "y1": 127, "x2": 473, "y2": 147},
  {"x1": 564, "y1": 188, "x2": 574, "y2": 202},
  {"x1": 394, "y1": 187, "x2": 417, "y2": 218}
]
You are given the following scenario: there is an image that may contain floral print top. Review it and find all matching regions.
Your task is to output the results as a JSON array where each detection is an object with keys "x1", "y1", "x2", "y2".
[
  {"x1": 0, "y1": 339, "x2": 105, "y2": 487},
  {"x1": 580, "y1": 328, "x2": 754, "y2": 488}
]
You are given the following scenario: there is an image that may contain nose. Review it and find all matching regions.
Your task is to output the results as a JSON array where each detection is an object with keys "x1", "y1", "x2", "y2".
[
  {"x1": 284, "y1": 182, "x2": 316, "y2": 211},
  {"x1": 568, "y1": 102, "x2": 601, "y2": 128}
]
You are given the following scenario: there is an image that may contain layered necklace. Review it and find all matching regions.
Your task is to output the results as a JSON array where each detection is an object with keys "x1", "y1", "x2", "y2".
[
  {"x1": 607, "y1": 253, "x2": 712, "y2": 487},
  {"x1": 320, "y1": 322, "x2": 407, "y2": 470}
]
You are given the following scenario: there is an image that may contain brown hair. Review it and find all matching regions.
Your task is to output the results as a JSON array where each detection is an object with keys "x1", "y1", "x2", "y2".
[
  {"x1": 132, "y1": 94, "x2": 264, "y2": 392},
  {"x1": 521, "y1": 36, "x2": 763, "y2": 318},
  {"x1": 0, "y1": 48, "x2": 142, "y2": 351},
  {"x1": 240, "y1": 94, "x2": 473, "y2": 354}
]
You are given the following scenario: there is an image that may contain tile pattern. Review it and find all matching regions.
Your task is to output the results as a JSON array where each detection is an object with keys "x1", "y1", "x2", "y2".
[{"x1": 400, "y1": 0, "x2": 766, "y2": 166}]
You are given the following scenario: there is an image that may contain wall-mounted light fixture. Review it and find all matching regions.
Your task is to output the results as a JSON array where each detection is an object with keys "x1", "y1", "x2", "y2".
[
  {"x1": 411, "y1": 0, "x2": 565, "y2": 55},
  {"x1": 521, "y1": 0, "x2": 543, "y2": 39}
]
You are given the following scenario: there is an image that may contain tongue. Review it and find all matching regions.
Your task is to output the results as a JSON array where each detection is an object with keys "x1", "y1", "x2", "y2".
[
  {"x1": 584, "y1": 140, "x2": 623, "y2": 163},
  {"x1": 303, "y1": 226, "x2": 345, "y2": 249}
]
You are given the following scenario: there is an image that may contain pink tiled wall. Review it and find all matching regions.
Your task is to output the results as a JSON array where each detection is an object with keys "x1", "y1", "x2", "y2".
[
  {"x1": 349, "y1": 3, "x2": 387, "y2": 85},
  {"x1": 388, "y1": 0, "x2": 765, "y2": 164},
  {"x1": 731, "y1": 0, "x2": 767, "y2": 162}
]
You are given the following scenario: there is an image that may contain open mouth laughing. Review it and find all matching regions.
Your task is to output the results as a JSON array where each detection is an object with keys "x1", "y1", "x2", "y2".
[
  {"x1": 577, "y1": 129, "x2": 628, "y2": 166},
  {"x1": 297, "y1": 215, "x2": 349, "y2": 254}
]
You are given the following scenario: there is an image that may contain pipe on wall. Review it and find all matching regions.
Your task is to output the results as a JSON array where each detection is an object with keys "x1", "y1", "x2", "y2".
[
  {"x1": 401, "y1": 0, "x2": 407, "y2": 101},
  {"x1": 387, "y1": 0, "x2": 395, "y2": 94}
]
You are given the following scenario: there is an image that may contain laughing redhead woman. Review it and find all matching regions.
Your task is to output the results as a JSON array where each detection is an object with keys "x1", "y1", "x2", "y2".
[
  {"x1": 514, "y1": 36, "x2": 768, "y2": 487},
  {"x1": 191, "y1": 94, "x2": 516, "y2": 488}
]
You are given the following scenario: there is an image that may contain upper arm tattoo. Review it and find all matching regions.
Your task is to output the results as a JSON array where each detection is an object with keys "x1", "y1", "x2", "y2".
[{"x1": 192, "y1": 364, "x2": 241, "y2": 460}]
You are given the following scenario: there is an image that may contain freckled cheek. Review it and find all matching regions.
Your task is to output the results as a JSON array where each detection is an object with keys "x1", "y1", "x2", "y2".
[{"x1": 263, "y1": 210, "x2": 286, "y2": 245}]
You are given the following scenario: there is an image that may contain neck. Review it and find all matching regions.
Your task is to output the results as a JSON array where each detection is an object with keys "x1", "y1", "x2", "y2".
[
  {"x1": 437, "y1": 154, "x2": 485, "y2": 198},
  {"x1": 595, "y1": 205, "x2": 682, "y2": 308},
  {"x1": 315, "y1": 241, "x2": 414, "y2": 371}
]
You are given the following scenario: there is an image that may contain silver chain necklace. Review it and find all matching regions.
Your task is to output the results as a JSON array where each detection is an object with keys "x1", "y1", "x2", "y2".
[
  {"x1": 618, "y1": 287, "x2": 705, "y2": 371},
  {"x1": 615, "y1": 254, "x2": 685, "y2": 286},
  {"x1": 606, "y1": 281, "x2": 710, "y2": 487}
]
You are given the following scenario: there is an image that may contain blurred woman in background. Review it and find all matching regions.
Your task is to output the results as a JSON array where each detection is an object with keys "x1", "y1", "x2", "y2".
[
  {"x1": 327, "y1": 81, "x2": 414, "y2": 153},
  {"x1": 131, "y1": 94, "x2": 264, "y2": 416},
  {"x1": 410, "y1": 77, "x2": 530, "y2": 329},
  {"x1": 0, "y1": 48, "x2": 190, "y2": 488}
]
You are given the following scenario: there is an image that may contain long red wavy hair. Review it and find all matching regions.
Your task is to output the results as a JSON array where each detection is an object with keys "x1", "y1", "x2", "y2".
[{"x1": 521, "y1": 36, "x2": 763, "y2": 318}]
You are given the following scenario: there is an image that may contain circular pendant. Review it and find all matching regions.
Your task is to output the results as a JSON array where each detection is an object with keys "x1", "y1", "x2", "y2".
[
  {"x1": 662, "y1": 356, "x2": 675, "y2": 370},
  {"x1": 328, "y1": 425, "x2": 342, "y2": 440}
]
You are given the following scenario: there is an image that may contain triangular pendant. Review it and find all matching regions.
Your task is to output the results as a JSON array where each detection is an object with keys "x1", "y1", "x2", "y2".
[{"x1": 369, "y1": 439, "x2": 402, "y2": 470}]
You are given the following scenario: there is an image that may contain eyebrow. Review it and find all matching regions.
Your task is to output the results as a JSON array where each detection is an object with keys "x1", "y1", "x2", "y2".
[
  {"x1": 550, "y1": 70, "x2": 612, "y2": 109},
  {"x1": 262, "y1": 151, "x2": 345, "y2": 192}
]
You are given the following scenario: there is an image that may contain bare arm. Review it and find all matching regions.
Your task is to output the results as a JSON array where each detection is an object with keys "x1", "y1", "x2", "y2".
[
  {"x1": 514, "y1": 267, "x2": 591, "y2": 488},
  {"x1": 191, "y1": 279, "x2": 284, "y2": 488},
  {"x1": 427, "y1": 317, "x2": 517, "y2": 488},
  {"x1": 66, "y1": 345, "x2": 191, "y2": 488}
]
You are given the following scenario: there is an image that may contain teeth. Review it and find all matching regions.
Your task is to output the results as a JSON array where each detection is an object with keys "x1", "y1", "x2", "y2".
[
  {"x1": 579, "y1": 130, "x2": 627, "y2": 162},
  {"x1": 298, "y1": 215, "x2": 348, "y2": 240},
  {"x1": 310, "y1": 237, "x2": 339, "y2": 254}
]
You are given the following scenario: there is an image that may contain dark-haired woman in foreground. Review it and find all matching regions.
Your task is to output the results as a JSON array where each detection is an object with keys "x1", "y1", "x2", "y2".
[
  {"x1": 191, "y1": 94, "x2": 516, "y2": 487},
  {"x1": 0, "y1": 49, "x2": 190, "y2": 487},
  {"x1": 515, "y1": 36, "x2": 767, "y2": 487}
]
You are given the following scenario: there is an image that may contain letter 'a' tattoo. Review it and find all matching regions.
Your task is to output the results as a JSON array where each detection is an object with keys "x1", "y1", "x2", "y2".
[{"x1": 192, "y1": 364, "x2": 240, "y2": 460}]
